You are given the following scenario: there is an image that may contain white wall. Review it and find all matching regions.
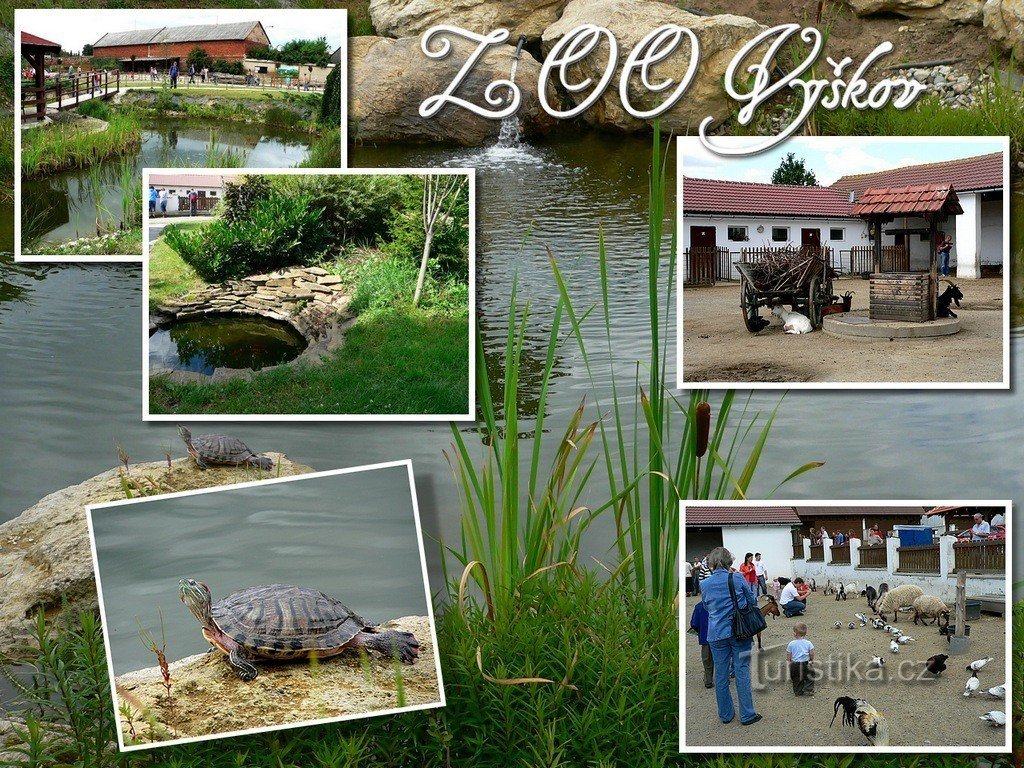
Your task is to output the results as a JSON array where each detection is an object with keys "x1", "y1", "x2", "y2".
[
  {"x1": 980, "y1": 198, "x2": 1002, "y2": 267},
  {"x1": 721, "y1": 526, "x2": 793, "y2": 582}
]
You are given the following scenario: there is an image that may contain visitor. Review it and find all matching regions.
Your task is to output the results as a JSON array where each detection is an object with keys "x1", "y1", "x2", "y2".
[
  {"x1": 833, "y1": 530, "x2": 846, "y2": 546},
  {"x1": 684, "y1": 560, "x2": 693, "y2": 596},
  {"x1": 937, "y1": 231, "x2": 954, "y2": 277},
  {"x1": 148, "y1": 185, "x2": 157, "y2": 215},
  {"x1": 787, "y1": 622, "x2": 815, "y2": 696},
  {"x1": 739, "y1": 553, "x2": 757, "y2": 591},
  {"x1": 202, "y1": 66, "x2": 209, "y2": 83},
  {"x1": 688, "y1": 595, "x2": 714, "y2": 689},
  {"x1": 867, "y1": 524, "x2": 884, "y2": 544},
  {"x1": 159, "y1": 188, "x2": 169, "y2": 215},
  {"x1": 970, "y1": 513, "x2": 991, "y2": 541},
  {"x1": 991, "y1": 510, "x2": 1005, "y2": 527},
  {"x1": 188, "y1": 63, "x2": 196, "y2": 85},
  {"x1": 696, "y1": 552, "x2": 712, "y2": 588},
  {"x1": 169, "y1": 61, "x2": 179, "y2": 89},
  {"x1": 189, "y1": 189, "x2": 198, "y2": 216},
  {"x1": 699, "y1": 547, "x2": 761, "y2": 726},
  {"x1": 779, "y1": 577, "x2": 807, "y2": 617},
  {"x1": 753, "y1": 553, "x2": 768, "y2": 597}
]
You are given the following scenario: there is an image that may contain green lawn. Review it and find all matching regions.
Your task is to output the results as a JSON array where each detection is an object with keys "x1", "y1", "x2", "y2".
[
  {"x1": 148, "y1": 224, "x2": 210, "y2": 308},
  {"x1": 148, "y1": 307, "x2": 470, "y2": 416},
  {"x1": 120, "y1": 84, "x2": 315, "y2": 101}
]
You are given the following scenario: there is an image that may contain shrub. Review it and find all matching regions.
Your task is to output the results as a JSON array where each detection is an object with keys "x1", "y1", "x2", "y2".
[
  {"x1": 186, "y1": 46, "x2": 212, "y2": 73},
  {"x1": 319, "y1": 64, "x2": 341, "y2": 126},
  {"x1": 264, "y1": 105, "x2": 303, "y2": 128},
  {"x1": 302, "y1": 174, "x2": 407, "y2": 245},
  {"x1": 381, "y1": 177, "x2": 470, "y2": 281},
  {"x1": 221, "y1": 175, "x2": 272, "y2": 224},
  {"x1": 212, "y1": 59, "x2": 245, "y2": 76},
  {"x1": 77, "y1": 98, "x2": 111, "y2": 121},
  {"x1": 164, "y1": 194, "x2": 331, "y2": 282}
]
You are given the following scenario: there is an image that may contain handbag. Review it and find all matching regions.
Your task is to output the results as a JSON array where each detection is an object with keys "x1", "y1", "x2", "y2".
[{"x1": 728, "y1": 572, "x2": 767, "y2": 640}]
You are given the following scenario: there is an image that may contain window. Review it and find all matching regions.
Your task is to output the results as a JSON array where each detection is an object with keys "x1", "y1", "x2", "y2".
[
  {"x1": 727, "y1": 226, "x2": 748, "y2": 242},
  {"x1": 209, "y1": 191, "x2": 218, "y2": 197},
  {"x1": 771, "y1": 227, "x2": 789, "y2": 242},
  {"x1": 829, "y1": 228, "x2": 844, "y2": 241}
]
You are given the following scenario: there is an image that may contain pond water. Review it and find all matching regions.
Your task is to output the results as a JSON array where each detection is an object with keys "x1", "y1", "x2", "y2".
[
  {"x1": 21, "y1": 117, "x2": 315, "y2": 247},
  {"x1": 150, "y1": 315, "x2": 308, "y2": 374},
  {"x1": 90, "y1": 464, "x2": 430, "y2": 674}
]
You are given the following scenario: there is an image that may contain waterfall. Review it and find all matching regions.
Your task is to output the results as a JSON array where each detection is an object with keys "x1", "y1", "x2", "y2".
[{"x1": 497, "y1": 36, "x2": 528, "y2": 148}]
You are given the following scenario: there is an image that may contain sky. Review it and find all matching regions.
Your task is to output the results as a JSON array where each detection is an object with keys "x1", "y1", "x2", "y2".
[
  {"x1": 681, "y1": 137, "x2": 1006, "y2": 186},
  {"x1": 17, "y1": 9, "x2": 344, "y2": 53}
]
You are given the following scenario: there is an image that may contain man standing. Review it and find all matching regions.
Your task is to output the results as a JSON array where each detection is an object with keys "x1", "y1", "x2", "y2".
[
  {"x1": 753, "y1": 552, "x2": 768, "y2": 597},
  {"x1": 188, "y1": 62, "x2": 196, "y2": 85},
  {"x1": 970, "y1": 513, "x2": 991, "y2": 541},
  {"x1": 188, "y1": 189, "x2": 198, "y2": 216},
  {"x1": 148, "y1": 185, "x2": 157, "y2": 215},
  {"x1": 159, "y1": 188, "x2": 169, "y2": 215},
  {"x1": 169, "y1": 60, "x2": 179, "y2": 89},
  {"x1": 684, "y1": 560, "x2": 693, "y2": 597}
]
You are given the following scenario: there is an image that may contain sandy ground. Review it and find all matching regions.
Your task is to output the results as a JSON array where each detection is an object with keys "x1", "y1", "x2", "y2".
[
  {"x1": 682, "y1": 592, "x2": 1007, "y2": 749},
  {"x1": 681, "y1": 277, "x2": 1004, "y2": 384}
]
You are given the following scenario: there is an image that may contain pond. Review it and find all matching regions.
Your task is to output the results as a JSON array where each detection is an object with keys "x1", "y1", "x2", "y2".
[
  {"x1": 150, "y1": 315, "x2": 308, "y2": 375},
  {"x1": 21, "y1": 117, "x2": 316, "y2": 248}
]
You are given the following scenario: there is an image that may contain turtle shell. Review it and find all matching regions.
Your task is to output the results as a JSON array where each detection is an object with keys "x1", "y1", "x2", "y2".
[
  {"x1": 191, "y1": 434, "x2": 261, "y2": 465},
  {"x1": 211, "y1": 584, "x2": 370, "y2": 659}
]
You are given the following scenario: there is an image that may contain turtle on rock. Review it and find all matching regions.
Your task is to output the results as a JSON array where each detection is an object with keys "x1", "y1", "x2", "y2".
[
  {"x1": 178, "y1": 425, "x2": 274, "y2": 471},
  {"x1": 179, "y1": 579, "x2": 420, "y2": 681}
]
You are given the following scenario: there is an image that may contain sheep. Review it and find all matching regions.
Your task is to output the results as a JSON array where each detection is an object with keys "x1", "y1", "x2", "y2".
[
  {"x1": 771, "y1": 305, "x2": 813, "y2": 334},
  {"x1": 873, "y1": 584, "x2": 923, "y2": 623},
  {"x1": 911, "y1": 595, "x2": 950, "y2": 626}
]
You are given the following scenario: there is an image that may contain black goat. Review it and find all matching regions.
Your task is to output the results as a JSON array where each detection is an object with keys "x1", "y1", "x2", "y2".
[{"x1": 937, "y1": 281, "x2": 963, "y2": 318}]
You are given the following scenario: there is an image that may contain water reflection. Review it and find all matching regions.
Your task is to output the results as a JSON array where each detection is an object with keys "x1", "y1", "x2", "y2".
[{"x1": 149, "y1": 315, "x2": 308, "y2": 374}]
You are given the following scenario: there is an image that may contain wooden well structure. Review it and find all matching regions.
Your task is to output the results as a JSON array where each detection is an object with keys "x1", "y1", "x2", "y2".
[{"x1": 851, "y1": 184, "x2": 962, "y2": 322}]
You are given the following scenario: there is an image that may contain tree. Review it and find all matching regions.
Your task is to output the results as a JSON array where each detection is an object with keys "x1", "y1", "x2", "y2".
[
  {"x1": 318, "y1": 64, "x2": 340, "y2": 126},
  {"x1": 82, "y1": 44, "x2": 94, "y2": 56},
  {"x1": 186, "y1": 47, "x2": 212, "y2": 73},
  {"x1": 771, "y1": 153, "x2": 818, "y2": 186},
  {"x1": 414, "y1": 175, "x2": 468, "y2": 306}
]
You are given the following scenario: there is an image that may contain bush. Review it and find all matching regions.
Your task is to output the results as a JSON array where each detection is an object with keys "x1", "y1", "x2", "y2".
[
  {"x1": 264, "y1": 105, "x2": 303, "y2": 128},
  {"x1": 164, "y1": 194, "x2": 331, "y2": 282},
  {"x1": 302, "y1": 174, "x2": 407, "y2": 245},
  {"x1": 77, "y1": 98, "x2": 111, "y2": 121},
  {"x1": 221, "y1": 175, "x2": 272, "y2": 224},
  {"x1": 381, "y1": 177, "x2": 470, "y2": 281},
  {"x1": 319, "y1": 64, "x2": 341, "y2": 126},
  {"x1": 186, "y1": 46, "x2": 212, "y2": 73},
  {"x1": 212, "y1": 59, "x2": 245, "y2": 76}
]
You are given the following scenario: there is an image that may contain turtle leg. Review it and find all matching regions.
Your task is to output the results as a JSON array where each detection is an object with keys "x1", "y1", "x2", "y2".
[
  {"x1": 194, "y1": 455, "x2": 209, "y2": 470},
  {"x1": 353, "y1": 630, "x2": 420, "y2": 664},
  {"x1": 228, "y1": 649, "x2": 258, "y2": 681}
]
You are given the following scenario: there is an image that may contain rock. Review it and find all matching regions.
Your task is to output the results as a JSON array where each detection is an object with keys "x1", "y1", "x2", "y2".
[
  {"x1": 305, "y1": 266, "x2": 329, "y2": 276},
  {"x1": 349, "y1": 35, "x2": 556, "y2": 145},
  {"x1": 846, "y1": 0, "x2": 985, "y2": 23},
  {"x1": 0, "y1": 455, "x2": 314, "y2": 658},
  {"x1": 317, "y1": 275, "x2": 343, "y2": 285},
  {"x1": 370, "y1": 0, "x2": 568, "y2": 41},
  {"x1": 984, "y1": 0, "x2": 1024, "y2": 56},
  {"x1": 541, "y1": 0, "x2": 765, "y2": 133},
  {"x1": 115, "y1": 615, "x2": 439, "y2": 745}
]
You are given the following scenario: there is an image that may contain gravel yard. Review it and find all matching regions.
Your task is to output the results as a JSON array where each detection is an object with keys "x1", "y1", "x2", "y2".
[{"x1": 682, "y1": 590, "x2": 1008, "y2": 749}]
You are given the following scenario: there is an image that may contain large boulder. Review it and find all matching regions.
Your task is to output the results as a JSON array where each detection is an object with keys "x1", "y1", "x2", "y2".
[
  {"x1": 0, "y1": 454, "x2": 314, "y2": 658},
  {"x1": 370, "y1": 0, "x2": 568, "y2": 41},
  {"x1": 349, "y1": 35, "x2": 556, "y2": 145},
  {"x1": 846, "y1": 0, "x2": 985, "y2": 22},
  {"x1": 541, "y1": 0, "x2": 765, "y2": 133},
  {"x1": 984, "y1": 0, "x2": 1024, "y2": 55},
  {"x1": 115, "y1": 616, "x2": 439, "y2": 745}
]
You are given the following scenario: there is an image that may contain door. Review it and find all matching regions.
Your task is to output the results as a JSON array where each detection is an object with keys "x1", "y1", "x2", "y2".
[
  {"x1": 688, "y1": 226, "x2": 716, "y2": 284},
  {"x1": 800, "y1": 228, "x2": 821, "y2": 248}
]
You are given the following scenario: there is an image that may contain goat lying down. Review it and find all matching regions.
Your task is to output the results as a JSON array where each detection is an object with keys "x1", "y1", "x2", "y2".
[
  {"x1": 771, "y1": 305, "x2": 813, "y2": 334},
  {"x1": 937, "y1": 280, "x2": 963, "y2": 319}
]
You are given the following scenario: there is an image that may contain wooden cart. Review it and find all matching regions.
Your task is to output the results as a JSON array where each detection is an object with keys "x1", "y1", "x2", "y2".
[{"x1": 736, "y1": 249, "x2": 835, "y2": 333}]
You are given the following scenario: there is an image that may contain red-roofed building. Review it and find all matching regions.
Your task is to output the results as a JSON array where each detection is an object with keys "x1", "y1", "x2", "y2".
[
  {"x1": 684, "y1": 506, "x2": 799, "y2": 581},
  {"x1": 147, "y1": 172, "x2": 241, "y2": 216},
  {"x1": 682, "y1": 151, "x2": 1005, "y2": 280}
]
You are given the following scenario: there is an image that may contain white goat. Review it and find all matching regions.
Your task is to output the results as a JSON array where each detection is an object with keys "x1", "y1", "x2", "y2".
[{"x1": 771, "y1": 305, "x2": 813, "y2": 334}]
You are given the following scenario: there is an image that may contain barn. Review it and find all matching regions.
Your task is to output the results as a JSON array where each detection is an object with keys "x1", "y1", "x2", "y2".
[{"x1": 92, "y1": 21, "x2": 271, "y2": 72}]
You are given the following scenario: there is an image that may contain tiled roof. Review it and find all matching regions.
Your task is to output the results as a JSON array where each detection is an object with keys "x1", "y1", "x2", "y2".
[
  {"x1": 795, "y1": 506, "x2": 928, "y2": 518},
  {"x1": 850, "y1": 184, "x2": 963, "y2": 217},
  {"x1": 682, "y1": 177, "x2": 856, "y2": 218},
  {"x1": 148, "y1": 172, "x2": 241, "y2": 188},
  {"x1": 94, "y1": 21, "x2": 262, "y2": 48},
  {"x1": 685, "y1": 506, "x2": 800, "y2": 526},
  {"x1": 21, "y1": 32, "x2": 61, "y2": 50},
  {"x1": 831, "y1": 152, "x2": 1003, "y2": 196}
]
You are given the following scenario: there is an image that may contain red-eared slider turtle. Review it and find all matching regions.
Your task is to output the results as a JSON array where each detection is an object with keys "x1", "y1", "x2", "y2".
[
  {"x1": 178, "y1": 426, "x2": 274, "y2": 471},
  {"x1": 179, "y1": 579, "x2": 420, "y2": 681}
]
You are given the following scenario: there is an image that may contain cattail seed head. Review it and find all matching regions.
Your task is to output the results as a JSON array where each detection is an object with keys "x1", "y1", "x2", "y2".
[{"x1": 695, "y1": 401, "x2": 711, "y2": 458}]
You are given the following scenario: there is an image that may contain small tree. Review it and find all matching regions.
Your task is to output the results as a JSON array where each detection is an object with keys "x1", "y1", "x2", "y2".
[
  {"x1": 771, "y1": 153, "x2": 818, "y2": 186},
  {"x1": 414, "y1": 175, "x2": 467, "y2": 306},
  {"x1": 186, "y1": 47, "x2": 212, "y2": 73},
  {"x1": 82, "y1": 43, "x2": 94, "y2": 56}
]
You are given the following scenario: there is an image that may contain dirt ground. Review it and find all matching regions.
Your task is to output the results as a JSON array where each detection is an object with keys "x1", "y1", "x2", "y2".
[
  {"x1": 682, "y1": 591, "x2": 1007, "y2": 748},
  {"x1": 681, "y1": 277, "x2": 1005, "y2": 384}
]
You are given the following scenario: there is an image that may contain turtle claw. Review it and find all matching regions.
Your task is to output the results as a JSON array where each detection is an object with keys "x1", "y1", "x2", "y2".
[{"x1": 366, "y1": 630, "x2": 419, "y2": 664}]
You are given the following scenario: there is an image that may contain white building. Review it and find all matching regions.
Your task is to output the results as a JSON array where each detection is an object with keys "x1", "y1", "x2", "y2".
[
  {"x1": 684, "y1": 506, "x2": 799, "y2": 584},
  {"x1": 682, "y1": 152, "x2": 1004, "y2": 280},
  {"x1": 148, "y1": 172, "x2": 240, "y2": 215}
]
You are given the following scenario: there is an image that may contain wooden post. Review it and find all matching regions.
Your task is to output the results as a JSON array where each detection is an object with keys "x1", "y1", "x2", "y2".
[
  {"x1": 33, "y1": 53, "x2": 46, "y2": 122},
  {"x1": 949, "y1": 568, "x2": 969, "y2": 654},
  {"x1": 928, "y1": 219, "x2": 938, "y2": 320},
  {"x1": 872, "y1": 220, "x2": 882, "y2": 274}
]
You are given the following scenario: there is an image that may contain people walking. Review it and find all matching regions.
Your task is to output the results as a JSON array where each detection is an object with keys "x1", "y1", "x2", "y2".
[
  {"x1": 169, "y1": 61, "x2": 179, "y2": 89},
  {"x1": 753, "y1": 553, "x2": 768, "y2": 597},
  {"x1": 188, "y1": 63, "x2": 196, "y2": 85}
]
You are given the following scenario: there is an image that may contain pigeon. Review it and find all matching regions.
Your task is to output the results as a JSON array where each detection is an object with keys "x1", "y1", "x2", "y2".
[
  {"x1": 897, "y1": 635, "x2": 914, "y2": 644},
  {"x1": 964, "y1": 672, "x2": 980, "y2": 697},
  {"x1": 889, "y1": 639, "x2": 900, "y2": 654},
  {"x1": 925, "y1": 654, "x2": 949, "y2": 676},
  {"x1": 848, "y1": 622, "x2": 856, "y2": 629},
  {"x1": 966, "y1": 657, "x2": 994, "y2": 672},
  {"x1": 855, "y1": 613, "x2": 868, "y2": 623},
  {"x1": 834, "y1": 621, "x2": 843, "y2": 629},
  {"x1": 985, "y1": 684, "x2": 1005, "y2": 699},
  {"x1": 979, "y1": 711, "x2": 1006, "y2": 727},
  {"x1": 870, "y1": 655, "x2": 885, "y2": 667}
]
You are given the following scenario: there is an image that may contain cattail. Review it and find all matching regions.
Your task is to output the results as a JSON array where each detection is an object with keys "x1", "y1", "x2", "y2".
[{"x1": 695, "y1": 401, "x2": 711, "y2": 458}]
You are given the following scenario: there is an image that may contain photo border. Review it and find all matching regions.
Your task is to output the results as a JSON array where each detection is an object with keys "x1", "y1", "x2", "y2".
[
  {"x1": 678, "y1": 498, "x2": 1013, "y2": 754},
  {"x1": 14, "y1": 8, "x2": 349, "y2": 263},
  {"x1": 674, "y1": 135, "x2": 1012, "y2": 391},
  {"x1": 141, "y1": 166, "x2": 477, "y2": 422},
  {"x1": 85, "y1": 459, "x2": 446, "y2": 752}
]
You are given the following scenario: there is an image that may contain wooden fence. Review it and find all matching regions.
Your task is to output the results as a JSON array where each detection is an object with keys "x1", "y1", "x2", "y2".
[
  {"x1": 808, "y1": 542, "x2": 824, "y2": 562},
  {"x1": 682, "y1": 247, "x2": 732, "y2": 286},
  {"x1": 21, "y1": 70, "x2": 120, "y2": 122},
  {"x1": 848, "y1": 245, "x2": 910, "y2": 274},
  {"x1": 896, "y1": 543, "x2": 940, "y2": 574},
  {"x1": 740, "y1": 245, "x2": 832, "y2": 264},
  {"x1": 829, "y1": 542, "x2": 851, "y2": 564},
  {"x1": 792, "y1": 531, "x2": 804, "y2": 559},
  {"x1": 857, "y1": 544, "x2": 887, "y2": 569},
  {"x1": 952, "y1": 539, "x2": 1005, "y2": 573}
]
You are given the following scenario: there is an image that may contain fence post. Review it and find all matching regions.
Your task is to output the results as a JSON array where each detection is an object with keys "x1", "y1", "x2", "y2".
[
  {"x1": 802, "y1": 537, "x2": 810, "y2": 560},
  {"x1": 822, "y1": 535, "x2": 833, "y2": 564},
  {"x1": 849, "y1": 537, "x2": 861, "y2": 569},
  {"x1": 886, "y1": 535, "x2": 899, "y2": 573},
  {"x1": 939, "y1": 535, "x2": 955, "y2": 578}
]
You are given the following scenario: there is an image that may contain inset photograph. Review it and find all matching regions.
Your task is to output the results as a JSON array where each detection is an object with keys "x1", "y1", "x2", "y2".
[
  {"x1": 677, "y1": 136, "x2": 1009, "y2": 388},
  {"x1": 15, "y1": 8, "x2": 346, "y2": 261},
  {"x1": 680, "y1": 503, "x2": 1011, "y2": 753},
  {"x1": 143, "y1": 168, "x2": 474, "y2": 420},
  {"x1": 87, "y1": 461, "x2": 443, "y2": 750}
]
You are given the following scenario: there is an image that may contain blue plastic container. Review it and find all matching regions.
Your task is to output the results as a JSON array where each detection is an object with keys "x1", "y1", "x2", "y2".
[{"x1": 895, "y1": 526, "x2": 933, "y2": 547}]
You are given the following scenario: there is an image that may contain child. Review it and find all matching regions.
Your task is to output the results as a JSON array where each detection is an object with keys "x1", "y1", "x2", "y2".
[
  {"x1": 787, "y1": 622, "x2": 815, "y2": 696},
  {"x1": 688, "y1": 597, "x2": 714, "y2": 689}
]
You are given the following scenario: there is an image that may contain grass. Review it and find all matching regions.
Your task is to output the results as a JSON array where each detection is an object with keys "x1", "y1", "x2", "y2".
[
  {"x1": 299, "y1": 127, "x2": 343, "y2": 168},
  {"x1": 148, "y1": 223, "x2": 210, "y2": 308},
  {"x1": 29, "y1": 228, "x2": 143, "y2": 257},
  {"x1": 148, "y1": 307, "x2": 470, "y2": 416},
  {"x1": 20, "y1": 112, "x2": 142, "y2": 179}
]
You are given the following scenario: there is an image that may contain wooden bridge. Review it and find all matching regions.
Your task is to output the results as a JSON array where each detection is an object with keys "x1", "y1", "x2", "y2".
[{"x1": 21, "y1": 31, "x2": 120, "y2": 123}]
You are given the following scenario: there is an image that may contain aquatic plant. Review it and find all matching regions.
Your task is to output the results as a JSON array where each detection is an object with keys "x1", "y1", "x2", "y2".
[
  {"x1": 117, "y1": 158, "x2": 142, "y2": 231},
  {"x1": 204, "y1": 131, "x2": 247, "y2": 168},
  {"x1": 20, "y1": 112, "x2": 142, "y2": 179}
]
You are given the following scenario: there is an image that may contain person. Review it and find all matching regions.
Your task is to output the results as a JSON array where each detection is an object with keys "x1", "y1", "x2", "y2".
[
  {"x1": 779, "y1": 577, "x2": 807, "y2": 617},
  {"x1": 684, "y1": 560, "x2": 693, "y2": 596},
  {"x1": 188, "y1": 63, "x2": 196, "y2": 85},
  {"x1": 697, "y1": 553, "x2": 712, "y2": 587},
  {"x1": 148, "y1": 185, "x2": 157, "y2": 215},
  {"x1": 753, "y1": 553, "x2": 768, "y2": 597},
  {"x1": 739, "y1": 553, "x2": 757, "y2": 591},
  {"x1": 699, "y1": 547, "x2": 762, "y2": 726},
  {"x1": 169, "y1": 61, "x2": 179, "y2": 89},
  {"x1": 202, "y1": 66, "x2": 209, "y2": 83},
  {"x1": 991, "y1": 511, "x2": 1005, "y2": 527},
  {"x1": 867, "y1": 524, "x2": 884, "y2": 545},
  {"x1": 688, "y1": 595, "x2": 714, "y2": 689},
  {"x1": 937, "y1": 231, "x2": 953, "y2": 277},
  {"x1": 833, "y1": 530, "x2": 846, "y2": 546},
  {"x1": 188, "y1": 189, "x2": 198, "y2": 216},
  {"x1": 159, "y1": 188, "x2": 169, "y2": 215},
  {"x1": 787, "y1": 622, "x2": 815, "y2": 696},
  {"x1": 971, "y1": 513, "x2": 991, "y2": 541}
]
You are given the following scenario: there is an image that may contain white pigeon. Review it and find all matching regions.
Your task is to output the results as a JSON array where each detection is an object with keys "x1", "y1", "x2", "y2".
[
  {"x1": 897, "y1": 635, "x2": 914, "y2": 644},
  {"x1": 967, "y1": 657, "x2": 994, "y2": 672},
  {"x1": 964, "y1": 672, "x2": 980, "y2": 697},
  {"x1": 870, "y1": 655, "x2": 885, "y2": 667},
  {"x1": 855, "y1": 613, "x2": 868, "y2": 623},
  {"x1": 980, "y1": 711, "x2": 1006, "y2": 727},
  {"x1": 985, "y1": 684, "x2": 1006, "y2": 699},
  {"x1": 889, "y1": 639, "x2": 900, "y2": 653},
  {"x1": 859, "y1": 621, "x2": 867, "y2": 627}
]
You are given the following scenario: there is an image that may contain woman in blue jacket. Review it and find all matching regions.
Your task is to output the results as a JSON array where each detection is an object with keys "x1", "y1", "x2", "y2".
[{"x1": 698, "y1": 547, "x2": 762, "y2": 726}]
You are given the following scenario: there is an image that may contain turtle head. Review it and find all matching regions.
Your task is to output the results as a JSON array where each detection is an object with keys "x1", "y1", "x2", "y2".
[
  {"x1": 177, "y1": 425, "x2": 192, "y2": 443},
  {"x1": 179, "y1": 578, "x2": 213, "y2": 627}
]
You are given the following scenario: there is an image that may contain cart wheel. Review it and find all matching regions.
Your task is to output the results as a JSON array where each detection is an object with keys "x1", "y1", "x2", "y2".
[
  {"x1": 741, "y1": 276, "x2": 761, "y2": 333},
  {"x1": 807, "y1": 275, "x2": 823, "y2": 328}
]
